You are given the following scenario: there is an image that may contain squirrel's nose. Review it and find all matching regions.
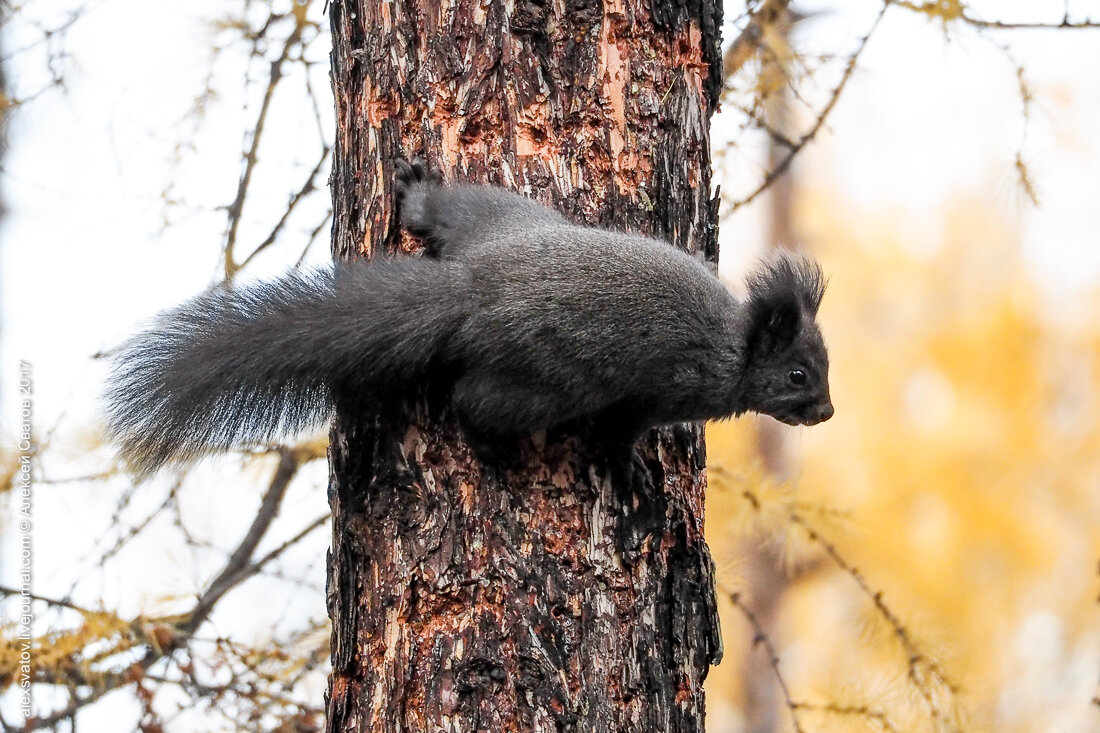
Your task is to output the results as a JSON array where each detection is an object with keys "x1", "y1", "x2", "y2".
[{"x1": 817, "y1": 401, "x2": 834, "y2": 422}]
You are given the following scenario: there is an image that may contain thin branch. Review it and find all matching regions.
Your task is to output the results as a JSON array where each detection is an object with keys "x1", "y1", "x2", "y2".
[
  {"x1": 894, "y1": 2, "x2": 1100, "y2": 30},
  {"x1": 787, "y1": 511, "x2": 962, "y2": 732},
  {"x1": 245, "y1": 513, "x2": 330, "y2": 579},
  {"x1": 961, "y1": 16, "x2": 1100, "y2": 30},
  {"x1": 303, "y1": 49, "x2": 331, "y2": 143},
  {"x1": 25, "y1": 448, "x2": 304, "y2": 730},
  {"x1": 723, "y1": 0, "x2": 792, "y2": 80},
  {"x1": 295, "y1": 211, "x2": 333, "y2": 268},
  {"x1": 223, "y1": 16, "x2": 306, "y2": 280},
  {"x1": 37, "y1": 470, "x2": 119, "y2": 484},
  {"x1": 727, "y1": 590, "x2": 807, "y2": 733},
  {"x1": 1006, "y1": 51, "x2": 1039, "y2": 205},
  {"x1": 0, "y1": 7, "x2": 83, "y2": 63},
  {"x1": 728, "y1": 99, "x2": 798, "y2": 149},
  {"x1": 717, "y1": 469, "x2": 962, "y2": 733},
  {"x1": 729, "y1": 0, "x2": 891, "y2": 213},
  {"x1": 183, "y1": 447, "x2": 301, "y2": 632},
  {"x1": 0, "y1": 585, "x2": 92, "y2": 615},
  {"x1": 792, "y1": 702, "x2": 901, "y2": 733},
  {"x1": 91, "y1": 478, "x2": 184, "y2": 571},
  {"x1": 726, "y1": 593, "x2": 903, "y2": 733},
  {"x1": 236, "y1": 143, "x2": 331, "y2": 271}
]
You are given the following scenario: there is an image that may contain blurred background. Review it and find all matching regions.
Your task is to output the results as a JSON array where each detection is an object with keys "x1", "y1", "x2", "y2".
[{"x1": 1, "y1": 1, "x2": 1098, "y2": 731}]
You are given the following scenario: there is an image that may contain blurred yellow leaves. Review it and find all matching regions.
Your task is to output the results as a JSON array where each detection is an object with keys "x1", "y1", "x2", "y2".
[
  {"x1": 705, "y1": 189, "x2": 1100, "y2": 731},
  {"x1": 1, "y1": 608, "x2": 143, "y2": 689}
]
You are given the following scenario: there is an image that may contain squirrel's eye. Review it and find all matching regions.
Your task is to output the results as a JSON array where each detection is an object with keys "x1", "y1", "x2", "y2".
[{"x1": 788, "y1": 369, "x2": 808, "y2": 386}]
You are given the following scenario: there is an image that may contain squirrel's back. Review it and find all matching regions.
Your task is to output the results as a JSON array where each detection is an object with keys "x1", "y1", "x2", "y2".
[
  {"x1": 106, "y1": 161, "x2": 831, "y2": 476},
  {"x1": 447, "y1": 224, "x2": 744, "y2": 423}
]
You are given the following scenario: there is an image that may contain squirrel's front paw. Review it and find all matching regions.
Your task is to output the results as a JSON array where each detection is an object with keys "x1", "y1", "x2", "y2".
[
  {"x1": 621, "y1": 450, "x2": 654, "y2": 494},
  {"x1": 610, "y1": 448, "x2": 660, "y2": 554}
]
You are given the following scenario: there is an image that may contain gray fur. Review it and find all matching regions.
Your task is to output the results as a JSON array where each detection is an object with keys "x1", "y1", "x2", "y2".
[
  {"x1": 105, "y1": 161, "x2": 833, "y2": 475},
  {"x1": 105, "y1": 259, "x2": 468, "y2": 475}
]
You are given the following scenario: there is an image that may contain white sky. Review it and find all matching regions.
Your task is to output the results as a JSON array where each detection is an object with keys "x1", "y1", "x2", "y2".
[{"x1": 717, "y1": 0, "x2": 1100, "y2": 300}]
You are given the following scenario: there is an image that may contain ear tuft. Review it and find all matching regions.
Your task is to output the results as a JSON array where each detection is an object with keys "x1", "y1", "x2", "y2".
[
  {"x1": 745, "y1": 253, "x2": 827, "y2": 354},
  {"x1": 746, "y1": 253, "x2": 827, "y2": 316}
]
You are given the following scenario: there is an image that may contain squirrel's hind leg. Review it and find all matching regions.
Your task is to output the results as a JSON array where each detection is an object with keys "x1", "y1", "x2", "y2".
[
  {"x1": 590, "y1": 405, "x2": 665, "y2": 554},
  {"x1": 395, "y1": 157, "x2": 568, "y2": 259},
  {"x1": 395, "y1": 158, "x2": 450, "y2": 256}
]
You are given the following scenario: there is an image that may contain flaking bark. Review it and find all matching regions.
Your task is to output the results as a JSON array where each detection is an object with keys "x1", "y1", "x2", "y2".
[{"x1": 326, "y1": 0, "x2": 724, "y2": 729}]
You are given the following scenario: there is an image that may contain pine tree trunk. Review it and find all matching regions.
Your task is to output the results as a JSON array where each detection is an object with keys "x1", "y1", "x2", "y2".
[{"x1": 325, "y1": 0, "x2": 723, "y2": 729}]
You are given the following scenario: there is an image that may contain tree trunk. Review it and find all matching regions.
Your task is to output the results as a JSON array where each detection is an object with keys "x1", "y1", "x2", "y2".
[{"x1": 325, "y1": 0, "x2": 723, "y2": 729}]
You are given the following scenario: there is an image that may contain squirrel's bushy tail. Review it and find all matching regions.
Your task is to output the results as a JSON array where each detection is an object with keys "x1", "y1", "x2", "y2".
[{"x1": 104, "y1": 258, "x2": 468, "y2": 476}]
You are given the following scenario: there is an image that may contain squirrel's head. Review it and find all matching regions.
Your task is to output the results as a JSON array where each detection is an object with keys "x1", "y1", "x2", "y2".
[{"x1": 739, "y1": 255, "x2": 833, "y2": 426}]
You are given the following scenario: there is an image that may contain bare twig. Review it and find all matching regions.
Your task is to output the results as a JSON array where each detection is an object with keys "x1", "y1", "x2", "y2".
[
  {"x1": 237, "y1": 143, "x2": 331, "y2": 271},
  {"x1": 295, "y1": 211, "x2": 334, "y2": 267},
  {"x1": 0, "y1": 8, "x2": 83, "y2": 63},
  {"x1": 788, "y1": 511, "x2": 961, "y2": 731},
  {"x1": 1009, "y1": 56, "x2": 1039, "y2": 205},
  {"x1": 894, "y1": 1, "x2": 1100, "y2": 30},
  {"x1": 723, "y1": 0, "x2": 793, "y2": 80},
  {"x1": 223, "y1": 15, "x2": 306, "y2": 280},
  {"x1": 245, "y1": 512, "x2": 330, "y2": 579},
  {"x1": 0, "y1": 585, "x2": 92, "y2": 615},
  {"x1": 727, "y1": 590, "x2": 807, "y2": 733},
  {"x1": 727, "y1": 99, "x2": 798, "y2": 149},
  {"x1": 793, "y1": 701, "x2": 901, "y2": 733},
  {"x1": 183, "y1": 447, "x2": 301, "y2": 632},
  {"x1": 95, "y1": 478, "x2": 183, "y2": 568},
  {"x1": 728, "y1": 0, "x2": 892, "y2": 213},
  {"x1": 25, "y1": 448, "x2": 308, "y2": 730}
]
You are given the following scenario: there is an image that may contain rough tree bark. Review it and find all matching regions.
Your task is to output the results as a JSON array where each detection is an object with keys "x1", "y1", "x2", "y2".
[{"x1": 325, "y1": 0, "x2": 724, "y2": 730}]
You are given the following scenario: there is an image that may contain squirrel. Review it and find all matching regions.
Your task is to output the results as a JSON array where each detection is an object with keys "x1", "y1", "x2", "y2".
[{"x1": 104, "y1": 160, "x2": 833, "y2": 479}]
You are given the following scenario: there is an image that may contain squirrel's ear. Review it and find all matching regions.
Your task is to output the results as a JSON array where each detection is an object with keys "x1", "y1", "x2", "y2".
[
  {"x1": 745, "y1": 254, "x2": 821, "y2": 358},
  {"x1": 749, "y1": 296, "x2": 801, "y2": 357}
]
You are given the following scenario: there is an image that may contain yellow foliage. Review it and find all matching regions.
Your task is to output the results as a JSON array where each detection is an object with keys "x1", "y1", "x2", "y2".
[
  {"x1": 1, "y1": 609, "x2": 136, "y2": 687},
  {"x1": 0, "y1": 445, "x2": 19, "y2": 498},
  {"x1": 705, "y1": 189, "x2": 1100, "y2": 732},
  {"x1": 904, "y1": 0, "x2": 966, "y2": 25}
]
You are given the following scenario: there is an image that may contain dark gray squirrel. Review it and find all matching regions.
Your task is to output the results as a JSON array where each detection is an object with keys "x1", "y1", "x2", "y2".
[{"x1": 104, "y1": 160, "x2": 833, "y2": 481}]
